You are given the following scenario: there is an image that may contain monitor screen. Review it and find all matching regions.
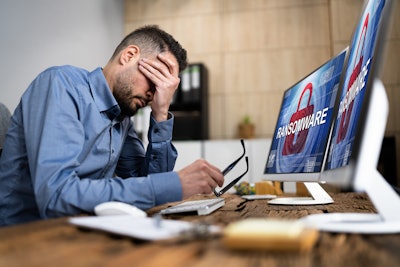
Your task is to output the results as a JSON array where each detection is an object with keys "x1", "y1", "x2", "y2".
[
  {"x1": 300, "y1": 1, "x2": 400, "y2": 234},
  {"x1": 322, "y1": 0, "x2": 388, "y2": 186},
  {"x1": 263, "y1": 48, "x2": 347, "y2": 181}
]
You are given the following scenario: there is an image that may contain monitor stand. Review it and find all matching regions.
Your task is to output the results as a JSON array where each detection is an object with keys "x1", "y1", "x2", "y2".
[
  {"x1": 300, "y1": 79, "x2": 400, "y2": 234},
  {"x1": 268, "y1": 182, "x2": 334, "y2": 205},
  {"x1": 301, "y1": 169, "x2": 400, "y2": 234}
]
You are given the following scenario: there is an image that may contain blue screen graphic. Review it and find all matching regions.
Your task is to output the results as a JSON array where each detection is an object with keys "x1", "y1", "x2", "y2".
[
  {"x1": 325, "y1": 0, "x2": 385, "y2": 169},
  {"x1": 265, "y1": 50, "x2": 347, "y2": 174}
]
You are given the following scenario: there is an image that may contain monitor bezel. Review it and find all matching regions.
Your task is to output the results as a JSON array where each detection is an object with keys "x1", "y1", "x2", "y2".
[
  {"x1": 262, "y1": 47, "x2": 349, "y2": 182},
  {"x1": 320, "y1": 0, "x2": 392, "y2": 190}
]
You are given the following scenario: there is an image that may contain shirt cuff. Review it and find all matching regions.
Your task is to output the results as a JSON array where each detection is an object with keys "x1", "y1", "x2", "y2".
[
  {"x1": 149, "y1": 171, "x2": 182, "y2": 205},
  {"x1": 148, "y1": 112, "x2": 174, "y2": 143}
]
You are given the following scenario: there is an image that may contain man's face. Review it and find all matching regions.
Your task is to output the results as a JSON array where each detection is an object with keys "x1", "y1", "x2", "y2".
[{"x1": 112, "y1": 61, "x2": 155, "y2": 117}]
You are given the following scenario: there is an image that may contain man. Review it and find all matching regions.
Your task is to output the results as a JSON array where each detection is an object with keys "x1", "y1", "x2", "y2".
[{"x1": 0, "y1": 25, "x2": 224, "y2": 226}]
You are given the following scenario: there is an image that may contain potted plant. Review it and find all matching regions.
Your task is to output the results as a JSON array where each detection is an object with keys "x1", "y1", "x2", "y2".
[{"x1": 238, "y1": 115, "x2": 255, "y2": 139}]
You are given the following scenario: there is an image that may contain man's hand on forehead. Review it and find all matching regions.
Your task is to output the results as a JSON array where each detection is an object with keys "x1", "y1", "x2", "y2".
[
  {"x1": 138, "y1": 51, "x2": 180, "y2": 122},
  {"x1": 157, "y1": 52, "x2": 179, "y2": 76},
  {"x1": 139, "y1": 52, "x2": 179, "y2": 82}
]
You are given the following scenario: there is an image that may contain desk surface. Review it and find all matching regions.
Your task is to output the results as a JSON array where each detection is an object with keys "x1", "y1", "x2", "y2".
[{"x1": 1, "y1": 193, "x2": 399, "y2": 267}]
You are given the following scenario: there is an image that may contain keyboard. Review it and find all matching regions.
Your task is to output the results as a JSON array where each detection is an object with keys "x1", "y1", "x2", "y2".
[{"x1": 160, "y1": 198, "x2": 225, "y2": 216}]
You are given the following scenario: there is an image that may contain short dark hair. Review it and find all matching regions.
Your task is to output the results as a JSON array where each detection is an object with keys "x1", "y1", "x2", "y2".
[{"x1": 111, "y1": 25, "x2": 188, "y2": 72}]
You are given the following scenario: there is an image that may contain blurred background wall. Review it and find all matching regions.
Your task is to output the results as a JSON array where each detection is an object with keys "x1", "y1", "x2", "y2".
[
  {"x1": 125, "y1": 0, "x2": 399, "y2": 140},
  {"x1": 0, "y1": 0, "x2": 124, "y2": 113},
  {"x1": 0, "y1": 0, "x2": 399, "y2": 183}
]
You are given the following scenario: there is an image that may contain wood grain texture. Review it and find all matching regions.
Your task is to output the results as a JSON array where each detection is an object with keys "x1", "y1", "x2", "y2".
[{"x1": 0, "y1": 193, "x2": 398, "y2": 267}]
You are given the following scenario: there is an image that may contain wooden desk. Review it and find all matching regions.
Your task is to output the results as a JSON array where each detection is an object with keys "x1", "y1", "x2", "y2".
[{"x1": 0, "y1": 193, "x2": 399, "y2": 267}]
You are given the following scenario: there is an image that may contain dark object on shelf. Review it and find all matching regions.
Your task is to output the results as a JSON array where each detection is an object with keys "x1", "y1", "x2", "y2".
[
  {"x1": 170, "y1": 63, "x2": 208, "y2": 140},
  {"x1": 378, "y1": 136, "x2": 398, "y2": 187}
]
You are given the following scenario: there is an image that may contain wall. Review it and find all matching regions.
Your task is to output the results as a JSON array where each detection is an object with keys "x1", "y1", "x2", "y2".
[
  {"x1": 0, "y1": 0, "x2": 124, "y2": 113},
  {"x1": 125, "y1": 0, "x2": 400, "y2": 183},
  {"x1": 124, "y1": 0, "x2": 399, "y2": 141}
]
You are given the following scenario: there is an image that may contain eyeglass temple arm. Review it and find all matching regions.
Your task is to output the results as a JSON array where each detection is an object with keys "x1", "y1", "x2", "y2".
[
  {"x1": 222, "y1": 139, "x2": 246, "y2": 176},
  {"x1": 214, "y1": 156, "x2": 249, "y2": 197}
]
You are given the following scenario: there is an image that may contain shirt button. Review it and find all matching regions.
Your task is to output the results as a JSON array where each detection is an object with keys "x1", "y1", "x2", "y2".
[{"x1": 154, "y1": 128, "x2": 159, "y2": 133}]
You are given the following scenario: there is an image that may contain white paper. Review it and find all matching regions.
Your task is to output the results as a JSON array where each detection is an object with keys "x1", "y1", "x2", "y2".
[{"x1": 69, "y1": 215, "x2": 193, "y2": 240}]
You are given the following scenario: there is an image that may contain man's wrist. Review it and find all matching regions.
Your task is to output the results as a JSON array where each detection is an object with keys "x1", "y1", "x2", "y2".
[
  {"x1": 148, "y1": 112, "x2": 174, "y2": 142},
  {"x1": 151, "y1": 110, "x2": 169, "y2": 122}
]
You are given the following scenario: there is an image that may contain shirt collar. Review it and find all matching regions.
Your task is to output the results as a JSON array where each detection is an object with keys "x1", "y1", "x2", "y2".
[{"x1": 88, "y1": 67, "x2": 121, "y2": 120}]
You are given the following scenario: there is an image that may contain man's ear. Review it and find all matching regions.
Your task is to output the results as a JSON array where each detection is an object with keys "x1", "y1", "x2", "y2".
[{"x1": 119, "y1": 45, "x2": 140, "y2": 65}]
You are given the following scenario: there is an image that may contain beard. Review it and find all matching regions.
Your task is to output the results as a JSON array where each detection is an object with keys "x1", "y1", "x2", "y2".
[{"x1": 113, "y1": 72, "x2": 140, "y2": 117}]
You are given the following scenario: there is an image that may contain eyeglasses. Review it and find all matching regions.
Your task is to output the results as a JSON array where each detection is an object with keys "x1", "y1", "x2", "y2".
[{"x1": 214, "y1": 139, "x2": 249, "y2": 197}]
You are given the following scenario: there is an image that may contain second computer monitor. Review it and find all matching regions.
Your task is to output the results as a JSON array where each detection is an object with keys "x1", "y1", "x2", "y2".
[{"x1": 263, "y1": 48, "x2": 347, "y2": 182}]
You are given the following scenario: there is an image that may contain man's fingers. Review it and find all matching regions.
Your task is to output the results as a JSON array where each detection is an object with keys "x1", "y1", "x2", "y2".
[
  {"x1": 138, "y1": 59, "x2": 164, "y2": 84},
  {"x1": 158, "y1": 53, "x2": 179, "y2": 76},
  {"x1": 178, "y1": 159, "x2": 225, "y2": 193}
]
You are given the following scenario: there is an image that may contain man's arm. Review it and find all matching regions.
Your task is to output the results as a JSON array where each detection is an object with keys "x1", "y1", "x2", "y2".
[
  {"x1": 23, "y1": 68, "x2": 181, "y2": 218},
  {"x1": 116, "y1": 114, "x2": 178, "y2": 177}
]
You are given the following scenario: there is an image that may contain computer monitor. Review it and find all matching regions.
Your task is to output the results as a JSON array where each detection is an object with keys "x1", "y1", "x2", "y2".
[
  {"x1": 262, "y1": 48, "x2": 348, "y2": 205},
  {"x1": 301, "y1": 0, "x2": 400, "y2": 234}
]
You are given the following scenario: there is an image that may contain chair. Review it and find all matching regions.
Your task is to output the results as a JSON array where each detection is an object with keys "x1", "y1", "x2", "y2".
[{"x1": 0, "y1": 103, "x2": 11, "y2": 155}]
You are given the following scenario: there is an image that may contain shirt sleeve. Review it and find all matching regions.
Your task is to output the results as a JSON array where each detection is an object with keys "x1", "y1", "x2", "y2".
[
  {"x1": 146, "y1": 113, "x2": 178, "y2": 173},
  {"x1": 110, "y1": 114, "x2": 182, "y2": 209},
  {"x1": 21, "y1": 68, "x2": 182, "y2": 219},
  {"x1": 114, "y1": 113, "x2": 182, "y2": 208},
  {"x1": 116, "y1": 113, "x2": 178, "y2": 177}
]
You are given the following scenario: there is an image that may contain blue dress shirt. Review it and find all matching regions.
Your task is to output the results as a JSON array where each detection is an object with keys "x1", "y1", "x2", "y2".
[{"x1": 0, "y1": 66, "x2": 182, "y2": 226}]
